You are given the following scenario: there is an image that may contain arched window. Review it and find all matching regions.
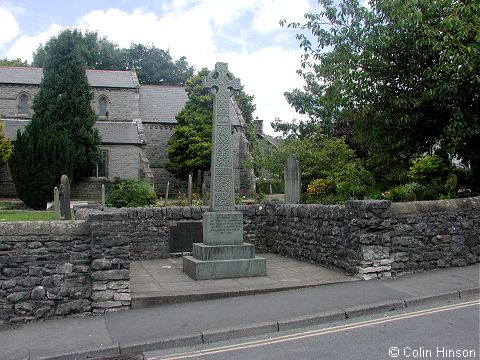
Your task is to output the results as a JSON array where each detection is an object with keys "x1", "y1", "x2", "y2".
[
  {"x1": 98, "y1": 95, "x2": 109, "y2": 118},
  {"x1": 18, "y1": 93, "x2": 30, "y2": 115}
]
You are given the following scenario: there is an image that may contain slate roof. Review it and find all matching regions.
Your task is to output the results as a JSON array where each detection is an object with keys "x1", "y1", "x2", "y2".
[
  {"x1": 95, "y1": 121, "x2": 142, "y2": 144},
  {"x1": 0, "y1": 67, "x2": 139, "y2": 89},
  {"x1": 1, "y1": 119, "x2": 141, "y2": 145},
  {"x1": 139, "y1": 85, "x2": 188, "y2": 123},
  {"x1": 139, "y1": 84, "x2": 242, "y2": 126}
]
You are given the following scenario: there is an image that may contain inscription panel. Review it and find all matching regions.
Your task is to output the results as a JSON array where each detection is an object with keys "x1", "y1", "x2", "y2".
[{"x1": 202, "y1": 212, "x2": 243, "y2": 245}]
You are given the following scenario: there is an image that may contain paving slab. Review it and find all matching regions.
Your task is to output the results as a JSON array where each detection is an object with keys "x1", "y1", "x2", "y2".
[{"x1": 130, "y1": 253, "x2": 358, "y2": 307}]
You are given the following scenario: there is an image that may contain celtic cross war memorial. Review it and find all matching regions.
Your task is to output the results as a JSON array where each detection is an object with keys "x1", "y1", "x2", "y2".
[{"x1": 183, "y1": 62, "x2": 266, "y2": 280}]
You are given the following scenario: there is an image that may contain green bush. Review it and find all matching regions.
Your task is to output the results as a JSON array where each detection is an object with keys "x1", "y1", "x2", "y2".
[
  {"x1": 402, "y1": 182, "x2": 423, "y2": 201},
  {"x1": 106, "y1": 179, "x2": 156, "y2": 208},
  {"x1": 408, "y1": 156, "x2": 450, "y2": 184},
  {"x1": 386, "y1": 185, "x2": 407, "y2": 201},
  {"x1": 306, "y1": 179, "x2": 335, "y2": 197},
  {"x1": 256, "y1": 179, "x2": 283, "y2": 194}
]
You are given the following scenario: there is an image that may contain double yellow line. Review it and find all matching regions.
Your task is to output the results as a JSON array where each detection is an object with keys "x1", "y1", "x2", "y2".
[{"x1": 149, "y1": 299, "x2": 480, "y2": 360}]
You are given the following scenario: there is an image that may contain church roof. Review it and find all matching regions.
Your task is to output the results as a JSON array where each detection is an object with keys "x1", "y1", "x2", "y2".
[
  {"x1": 139, "y1": 85, "x2": 188, "y2": 123},
  {"x1": 139, "y1": 84, "x2": 242, "y2": 126},
  {"x1": 0, "y1": 67, "x2": 139, "y2": 89},
  {"x1": 1, "y1": 119, "x2": 142, "y2": 145},
  {"x1": 95, "y1": 121, "x2": 142, "y2": 144}
]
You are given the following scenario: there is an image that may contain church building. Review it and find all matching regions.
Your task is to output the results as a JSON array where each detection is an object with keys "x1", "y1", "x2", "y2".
[{"x1": 0, "y1": 66, "x2": 255, "y2": 199}]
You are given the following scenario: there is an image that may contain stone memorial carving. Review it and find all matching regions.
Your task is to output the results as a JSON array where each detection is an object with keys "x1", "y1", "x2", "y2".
[{"x1": 183, "y1": 62, "x2": 266, "y2": 280}]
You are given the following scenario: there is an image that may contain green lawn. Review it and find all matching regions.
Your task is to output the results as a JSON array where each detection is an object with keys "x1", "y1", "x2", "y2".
[{"x1": 0, "y1": 210, "x2": 57, "y2": 221}]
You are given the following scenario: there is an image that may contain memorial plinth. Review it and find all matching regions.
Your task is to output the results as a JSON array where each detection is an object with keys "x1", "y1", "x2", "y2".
[{"x1": 183, "y1": 63, "x2": 266, "y2": 280}]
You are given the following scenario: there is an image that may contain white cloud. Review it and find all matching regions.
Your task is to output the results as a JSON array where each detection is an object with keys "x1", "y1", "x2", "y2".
[
  {"x1": 252, "y1": 0, "x2": 311, "y2": 34},
  {"x1": 218, "y1": 47, "x2": 308, "y2": 133},
  {"x1": 3, "y1": 0, "x2": 312, "y2": 134},
  {"x1": 6, "y1": 23, "x2": 63, "y2": 62},
  {"x1": 0, "y1": 6, "x2": 20, "y2": 48}
]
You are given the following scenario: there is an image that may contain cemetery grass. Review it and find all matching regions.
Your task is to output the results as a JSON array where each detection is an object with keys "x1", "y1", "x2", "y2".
[{"x1": 0, "y1": 210, "x2": 57, "y2": 221}]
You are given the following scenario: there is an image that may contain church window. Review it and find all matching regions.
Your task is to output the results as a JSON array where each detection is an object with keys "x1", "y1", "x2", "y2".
[
  {"x1": 98, "y1": 95, "x2": 109, "y2": 118},
  {"x1": 17, "y1": 93, "x2": 30, "y2": 115},
  {"x1": 96, "y1": 149, "x2": 109, "y2": 178}
]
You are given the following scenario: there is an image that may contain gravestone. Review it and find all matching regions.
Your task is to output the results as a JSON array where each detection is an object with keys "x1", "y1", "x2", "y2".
[
  {"x1": 169, "y1": 221, "x2": 203, "y2": 252},
  {"x1": 284, "y1": 155, "x2": 301, "y2": 204},
  {"x1": 187, "y1": 173, "x2": 193, "y2": 206},
  {"x1": 53, "y1": 187, "x2": 60, "y2": 220},
  {"x1": 59, "y1": 175, "x2": 71, "y2": 220},
  {"x1": 183, "y1": 62, "x2": 266, "y2": 280}
]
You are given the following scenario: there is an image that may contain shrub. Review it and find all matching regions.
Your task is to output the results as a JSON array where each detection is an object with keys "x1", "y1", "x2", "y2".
[
  {"x1": 106, "y1": 179, "x2": 156, "y2": 208},
  {"x1": 408, "y1": 156, "x2": 450, "y2": 184},
  {"x1": 256, "y1": 178, "x2": 283, "y2": 194},
  {"x1": 306, "y1": 179, "x2": 335, "y2": 197},
  {"x1": 386, "y1": 185, "x2": 407, "y2": 201},
  {"x1": 403, "y1": 182, "x2": 423, "y2": 201}
]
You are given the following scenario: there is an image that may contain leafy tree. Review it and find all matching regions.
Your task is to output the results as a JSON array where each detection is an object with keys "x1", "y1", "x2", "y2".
[
  {"x1": 233, "y1": 88, "x2": 262, "y2": 175},
  {"x1": 282, "y1": 0, "x2": 480, "y2": 189},
  {"x1": 33, "y1": 31, "x2": 124, "y2": 70},
  {"x1": 10, "y1": 29, "x2": 101, "y2": 209},
  {"x1": 34, "y1": 33, "x2": 194, "y2": 85},
  {"x1": 0, "y1": 58, "x2": 29, "y2": 67},
  {"x1": 165, "y1": 68, "x2": 213, "y2": 184},
  {"x1": 262, "y1": 134, "x2": 373, "y2": 199},
  {"x1": 122, "y1": 44, "x2": 194, "y2": 84},
  {"x1": 0, "y1": 119, "x2": 12, "y2": 166}
]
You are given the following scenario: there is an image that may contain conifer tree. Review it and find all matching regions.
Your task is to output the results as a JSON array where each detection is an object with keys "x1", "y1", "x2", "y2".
[
  {"x1": 9, "y1": 29, "x2": 100, "y2": 209},
  {"x1": 165, "y1": 68, "x2": 213, "y2": 184}
]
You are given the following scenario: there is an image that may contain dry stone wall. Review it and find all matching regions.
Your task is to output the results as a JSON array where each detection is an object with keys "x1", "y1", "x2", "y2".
[
  {"x1": 0, "y1": 222, "x2": 91, "y2": 323},
  {"x1": 0, "y1": 219, "x2": 131, "y2": 324},
  {"x1": 0, "y1": 197, "x2": 478, "y2": 324}
]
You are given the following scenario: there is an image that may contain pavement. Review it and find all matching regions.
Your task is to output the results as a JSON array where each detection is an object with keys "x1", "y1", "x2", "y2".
[
  {"x1": 130, "y1": 253, "x2": 358, "y2": 307},
  {"x1": 0, "y1": 257, "x2": 478, "y2": 360}
]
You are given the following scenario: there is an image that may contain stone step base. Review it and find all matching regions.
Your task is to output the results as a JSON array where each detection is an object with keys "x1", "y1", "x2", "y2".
[
  {"x1": 193, "y1": 242, "x2": 255, "y2": 261},
  {"x1": 183, "y1": 256, "x2": 266, "y2": 280}
]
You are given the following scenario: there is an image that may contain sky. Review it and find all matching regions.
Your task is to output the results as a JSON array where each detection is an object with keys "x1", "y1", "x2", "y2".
[{"x1": 0, "y1": 0, "x2": 319, "y2": 135}]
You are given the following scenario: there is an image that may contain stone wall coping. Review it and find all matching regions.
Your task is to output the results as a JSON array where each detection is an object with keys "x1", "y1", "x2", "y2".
[
  {"x1": 75, "y1": 197, "x2": 480, "y2": 220},
  {"x1": 0, "y1": 220, "x2": 90, "y2": 236},
  {"x1": 389, "y1": 196, "x2": 480, "y2": 216}
]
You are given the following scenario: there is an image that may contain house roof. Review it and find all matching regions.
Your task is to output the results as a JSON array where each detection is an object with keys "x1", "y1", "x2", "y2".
[
  {"x1": 0, "y1": 67, "x2": 139, "y2": 89},
  {"x1": 139, "y1": 84, "x2": 242, "y2": 126},
  {"x1": 1, "y1": 119, "x2": 142, "y2": 145}
]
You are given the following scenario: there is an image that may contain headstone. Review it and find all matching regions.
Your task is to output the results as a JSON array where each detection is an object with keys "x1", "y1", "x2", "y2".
[
  {"x1": 202, "y1": 183, "x2": 209, "y2": 206},
  {"x1": 183, "y1": 62, "x2": 266, "y2": 280},
  {"x1": 101, "y1": 184, "x2": 106, "y2": 208},
  {"x1": 284, "y1": 155, "x2": 301, "y2": 204},
  {"x1": 169, "y1": 221, "x2": 203, "y2": 252},
  {"x1": 187, "y1": 173, "x2": 193, "y2": 206},
  {"x1": 59, "y1": 175, "x2": 71, "y2": 220},
  {"x1": 165, "y1": 181, "x2": 170, "y2": 204},
  {"x1": 53, "y1": 187, "x2": 60, "y2": 220}
]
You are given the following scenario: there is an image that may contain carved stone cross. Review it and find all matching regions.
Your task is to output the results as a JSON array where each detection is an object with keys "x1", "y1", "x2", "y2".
[{"x1": 203, "y1": 62, "x2": 241, "y2": 212}]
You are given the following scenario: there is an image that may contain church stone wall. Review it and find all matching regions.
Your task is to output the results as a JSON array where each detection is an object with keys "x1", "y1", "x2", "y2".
[
  {"x1": 0, "y1": 85, "x2": 39, "y2": 118},
  {"x1": 105, "y1": 145, "x2": 142, "y2": 180},
  {"x1": 142, "y1": 123, "x2": 187, "y2": 194},
  {"x1": 91, "y1": 88, "x2": 139, "y2": 120},
  {"x1": 232, "y1": 128, "x2": 254, "y2": 194}
]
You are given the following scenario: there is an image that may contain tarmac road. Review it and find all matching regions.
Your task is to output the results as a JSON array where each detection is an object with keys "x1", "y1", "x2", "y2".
[{"x1": 146, "y1": 300, "x2": 480, "y2": 360}]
